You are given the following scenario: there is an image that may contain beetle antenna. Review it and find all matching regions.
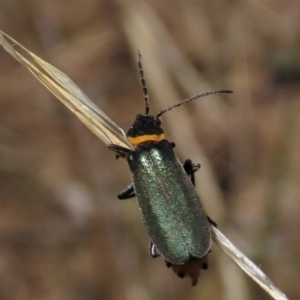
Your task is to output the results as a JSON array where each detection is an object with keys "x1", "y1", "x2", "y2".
[
  {"x1": 156, "y1": 90, "x2": 233, "y2": 118},
  {"x1": 136, "y1": 50, "x2": 150, "y2": 115}
]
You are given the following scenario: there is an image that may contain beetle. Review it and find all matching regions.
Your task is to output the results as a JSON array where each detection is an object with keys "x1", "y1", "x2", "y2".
[{"x1": 109, "y1": 51, "x2": 232, "y2": 285}]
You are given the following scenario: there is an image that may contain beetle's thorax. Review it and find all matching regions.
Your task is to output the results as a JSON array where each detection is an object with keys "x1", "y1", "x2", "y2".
[{"x1": 127, "y1": 114, "x2": 165, "y2": 147}]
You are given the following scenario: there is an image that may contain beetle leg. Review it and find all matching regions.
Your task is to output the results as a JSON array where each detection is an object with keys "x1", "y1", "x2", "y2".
[
  {"x1": 109, "y1": 144, "x2": 132, "y2": 159},
  {"x1": 183, "y1": 159, "x2": 200, "y2": 186},
  {"x1": 118, "y1": 183, "x2": 136, "y2": 200},
  {"x1": 149, "y1": 241, "x2": 160, "y2": 258}
]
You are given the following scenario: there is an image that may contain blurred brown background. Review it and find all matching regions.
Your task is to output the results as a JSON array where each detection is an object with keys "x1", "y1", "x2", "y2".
[{"x1": 0, "y1": 0, "x2": 299, "y2": 299}]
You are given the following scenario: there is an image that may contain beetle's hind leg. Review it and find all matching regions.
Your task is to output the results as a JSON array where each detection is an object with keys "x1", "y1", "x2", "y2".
[{"x1": 149, "y1": 241, "x2": 160, "y2": 258}]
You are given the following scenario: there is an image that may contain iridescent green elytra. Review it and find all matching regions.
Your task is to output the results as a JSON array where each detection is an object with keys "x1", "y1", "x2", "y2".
[{"x1": 128, "y1": 139, "x2": 211, "y2": 264}]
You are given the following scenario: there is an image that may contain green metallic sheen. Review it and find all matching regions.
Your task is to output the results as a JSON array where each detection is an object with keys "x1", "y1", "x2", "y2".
[{"x1": 127, "y1": 139, "x2": 211, "y2": 264}]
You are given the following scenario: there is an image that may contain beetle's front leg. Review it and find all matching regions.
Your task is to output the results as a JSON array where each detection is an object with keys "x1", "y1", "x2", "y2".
[{"x1": 109, "y1": 144, "x2": 132, "y2": 159}]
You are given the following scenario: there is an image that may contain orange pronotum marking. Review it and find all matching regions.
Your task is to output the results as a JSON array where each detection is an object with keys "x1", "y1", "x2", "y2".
[{"x1": 128, "y1": 134, "x2": 165, "y2": 146}]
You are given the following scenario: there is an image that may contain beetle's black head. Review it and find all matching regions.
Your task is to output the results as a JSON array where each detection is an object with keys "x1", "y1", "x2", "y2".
[{"x1": 127, "y1": 114, "x2": 165, "y2": 147}]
